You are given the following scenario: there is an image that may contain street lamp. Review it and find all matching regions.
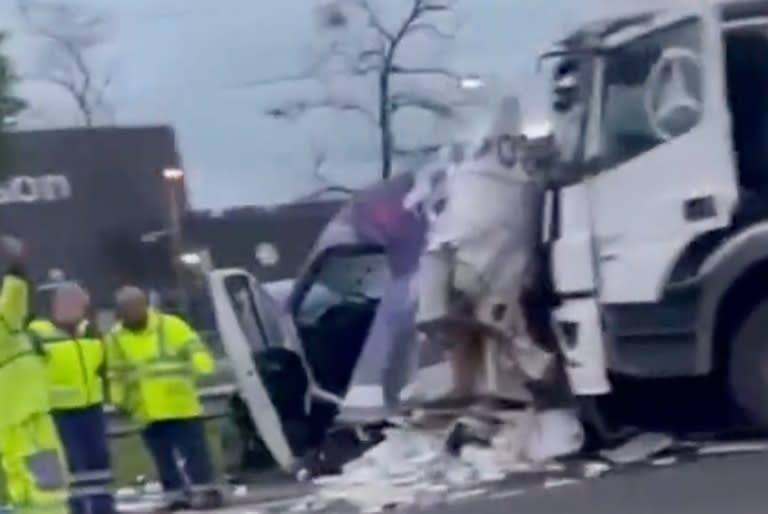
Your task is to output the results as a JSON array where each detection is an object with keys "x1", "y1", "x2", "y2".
[
  {"x1": 162, "y1": 167, "x2": 188, "y2": 312},
  {"x1": 458, "y1": 75, "x2": 485, "y2": 90},
  {"x1": 162, "y1": 167, "x2": 184, "y2": 181},
  {"x1": 179, "y1": 251, "x2": 202, "y2": 266}
]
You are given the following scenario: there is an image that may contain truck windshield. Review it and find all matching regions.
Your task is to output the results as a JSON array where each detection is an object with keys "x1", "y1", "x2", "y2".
[{"x1": 601, "y1": 19, "x2": 702, "y2": 168}]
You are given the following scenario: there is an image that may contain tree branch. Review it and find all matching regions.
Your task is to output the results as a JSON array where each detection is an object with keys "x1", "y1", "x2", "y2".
[
  {"x1": 389, "y1": 64, "x2": 459, "y2": 80},
  {"x1": 352, "y1": 0, "x2": 396, "y2": 42},
  {"x1": 17, "y1": 0, "x2": 112, "y2": 126},
  {"x1": 393, "y1": 144, "x2": 442, "y2": 157},
  {"x1": 266, "y1": 98, "x2": 378, "y2": 126},
  {"x1": 404, "y1": 21, "x2": 453, "y2": 39},
  {"x1": 390, "y1": 92, "x2": 454, "y2": 118},
  {"x1": 388, "y1": 0, "x2": 424, "y2": 54}
]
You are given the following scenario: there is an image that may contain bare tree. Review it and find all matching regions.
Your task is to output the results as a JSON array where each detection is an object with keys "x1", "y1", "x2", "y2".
[
  {"x1": 267, "y1": 0, "x2": 461, "y2": 180},
  {"x1": 17, "y1": 0, "x2": 115, "y2": 126}
]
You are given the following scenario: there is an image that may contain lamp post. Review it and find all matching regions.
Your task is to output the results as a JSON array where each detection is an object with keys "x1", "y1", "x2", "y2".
[
  {"x1": 458, "y1": 75, "x2": 485, "y2": 91},
  {"x1": 162, "y1": 167, "x2": 188, "y2": 313}
]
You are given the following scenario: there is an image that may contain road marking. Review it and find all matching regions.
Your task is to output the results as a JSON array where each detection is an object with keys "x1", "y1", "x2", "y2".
[
  {"x1": 696, "y1": 441, "x2": 768, "y2": 456},
  {"x1": 543, "y1": 478, "x2": 581, "y2": 489},
  {"x1": 488, "y1": 489, "x2": 525, "y2": 500}
]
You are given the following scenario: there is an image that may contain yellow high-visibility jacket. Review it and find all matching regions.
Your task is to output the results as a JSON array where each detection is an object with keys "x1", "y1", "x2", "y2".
[
  {"x1": 28, "y1": 319, "x2": 105, "y2": 410},
  {"x1": 106, "y1": 309, "x2": 215, "y2": 424},
  {"x1": 0, "y1": 273, "x2": 50, "y2": 431}
]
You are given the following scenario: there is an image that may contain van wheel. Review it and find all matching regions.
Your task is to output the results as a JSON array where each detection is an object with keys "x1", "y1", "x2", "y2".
[{"x1": 729, "y1": 299, "x2": 768, "y2": 428}]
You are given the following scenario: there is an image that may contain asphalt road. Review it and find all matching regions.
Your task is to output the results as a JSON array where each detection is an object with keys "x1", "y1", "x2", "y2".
[{"x1": 429, "y1": 453, "x2": 768, "y2": 514}]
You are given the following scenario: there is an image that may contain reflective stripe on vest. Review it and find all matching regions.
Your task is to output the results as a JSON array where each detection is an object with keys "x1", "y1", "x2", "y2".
[
  {"x1": 25, "y1": 449, "x2": 67, "y2": 491},
  {"x1": 48, "y1": 386, "x2": 83, "y2": 405},
  {"x1": 122, "y1": 361, "x2": 192, "y2": 381},
  {"x1": 113, "y1": 316, "x2": 190, "y2": 381}
]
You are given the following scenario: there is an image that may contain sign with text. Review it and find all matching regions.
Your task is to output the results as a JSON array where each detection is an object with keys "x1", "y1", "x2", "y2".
[{"x1": 0, "y1": 175, "x2": 72, "y2": 205}]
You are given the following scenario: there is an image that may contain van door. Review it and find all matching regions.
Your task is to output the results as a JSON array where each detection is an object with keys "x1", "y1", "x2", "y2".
[
  {"x1": 208, "y1": 268, "x2": 304, "y2": 472},
  {"x1": 590, "y1": 6, "x2": 738, "y2": 304}
]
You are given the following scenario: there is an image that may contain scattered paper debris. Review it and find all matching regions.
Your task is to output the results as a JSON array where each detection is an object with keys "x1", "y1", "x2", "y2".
[
  {"x1": 581, "y1": 460, "x2": 612, "y2": 478},
  {"x1": 600, "y1": 433, "x2": 675, "y2": 464},
  {"x1": 651, "y1": 456, "x2": 678, "y2": 467},
  {"x1": 295, "y1": 408, "x2": 585, "y2": 512}
]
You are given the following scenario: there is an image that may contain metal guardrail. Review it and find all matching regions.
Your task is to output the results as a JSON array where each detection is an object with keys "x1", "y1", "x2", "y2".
[{"x1": 106, "y1": 383, "x2": 238, "y2": 438}]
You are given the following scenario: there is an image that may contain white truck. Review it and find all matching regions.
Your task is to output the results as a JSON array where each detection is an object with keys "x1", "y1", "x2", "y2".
[
  {"x1": 544, "y1": 0, "x2": 768, "y2": 426},
  {"x1": 208, "y1": 0, "x2": 768, "y2": 473}
]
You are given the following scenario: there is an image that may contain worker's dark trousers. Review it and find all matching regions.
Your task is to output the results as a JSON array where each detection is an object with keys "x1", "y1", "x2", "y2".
[
  {"x1": 53, "y1": 405, "x2": 115, "y2": 514},
  {"x1": 141, "y1": 418, "x2": 216, "y2": 501}
]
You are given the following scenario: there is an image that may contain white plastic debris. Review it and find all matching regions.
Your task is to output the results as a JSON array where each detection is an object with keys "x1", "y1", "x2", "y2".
[
  {"x1": 601, "y1": 432, "x2": 675, "y2": 464},
  {"x1": 582, "y1": 460, "x2": 612, "y2": 478},
  {"x1": 302, "y1": 408, "x2": 585, "y2": 512},
  {"x1": 116, "y1": 487, "x2": 138, "y2": 499},
  {"x1": 143, "y1": 482, "x2": 162, "y2": 494},
  {"x1": 525, "y1": 409, "x2": 585, "y2": 462}
]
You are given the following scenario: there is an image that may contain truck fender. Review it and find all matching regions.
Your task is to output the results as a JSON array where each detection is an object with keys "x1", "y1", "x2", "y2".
[{"x1": 695, "y1": 224, "x2": 768, "y2": 373}]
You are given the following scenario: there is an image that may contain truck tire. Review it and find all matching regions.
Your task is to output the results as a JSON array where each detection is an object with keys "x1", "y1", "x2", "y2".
[{"x1": 729, "y1": 299, "x2": 768, "y2": 428}]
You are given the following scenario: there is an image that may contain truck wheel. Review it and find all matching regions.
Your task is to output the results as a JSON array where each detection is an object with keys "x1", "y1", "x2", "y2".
[{"x1": 729, "y1": 299, "x2": 768, "y2": 428}]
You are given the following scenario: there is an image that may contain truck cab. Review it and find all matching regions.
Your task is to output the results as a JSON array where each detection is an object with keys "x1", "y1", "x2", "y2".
[{"x1": 546, "y1": 0, "x2": 768, "y2": 425}]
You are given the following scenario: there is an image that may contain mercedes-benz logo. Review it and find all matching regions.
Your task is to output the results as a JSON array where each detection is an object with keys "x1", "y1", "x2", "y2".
[{"x1": 644, "y1": 47, "x2": 703, "y2": 141}]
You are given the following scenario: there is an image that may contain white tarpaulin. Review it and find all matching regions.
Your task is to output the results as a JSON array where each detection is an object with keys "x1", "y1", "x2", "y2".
[{"x1": 338, "y1": 95, "x2": 550, "y2": 421}]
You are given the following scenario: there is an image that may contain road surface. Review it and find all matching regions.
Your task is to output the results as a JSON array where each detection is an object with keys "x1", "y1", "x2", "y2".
[
  {"x1": 231, "y1": 450, "x2": 767, "y2": 513},
  {"x1": 428, "y1": 452, "x2": 768, "y2": 514}
]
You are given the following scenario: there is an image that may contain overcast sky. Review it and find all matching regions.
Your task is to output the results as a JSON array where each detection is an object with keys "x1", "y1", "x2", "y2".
[{"x1": 0, "y1": 0, "x2": 664, "y2": 209}]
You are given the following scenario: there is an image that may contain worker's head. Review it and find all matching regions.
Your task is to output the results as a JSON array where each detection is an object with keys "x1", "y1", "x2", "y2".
[
  {"x1": 52, "y1": 283, "x2": 90, "y2": 327},
  {"x1": 115, "y1": 286, "x2": 149, "y2": 330}
]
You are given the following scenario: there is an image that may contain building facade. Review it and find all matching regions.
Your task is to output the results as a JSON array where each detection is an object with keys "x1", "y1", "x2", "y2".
[
  {"x1": 1, "y1": 126, "x2": 183, "y2": 306},
  {"x1": 184, "y1": 200, "x2": 343, "y2": 283}
]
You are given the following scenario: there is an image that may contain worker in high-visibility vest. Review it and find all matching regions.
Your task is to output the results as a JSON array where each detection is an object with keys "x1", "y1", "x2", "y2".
[
  {"x1": 106, "y1": 286, "x2": 222, "y2": 510},
  {"x1": 29, "y1": 284, "x2": 115, "y2": 514},
  {"x1": 0, "y1": 236, "x2": 69, "y2": 514}
]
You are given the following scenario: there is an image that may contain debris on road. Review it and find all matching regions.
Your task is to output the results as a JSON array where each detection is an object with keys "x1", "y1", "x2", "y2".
[
  {"x1": 287, "y1": 407, "x2": 584, "y2": 512},
  {"x1": 600, "y1": 433, "x2": 676, "y2": 465}
]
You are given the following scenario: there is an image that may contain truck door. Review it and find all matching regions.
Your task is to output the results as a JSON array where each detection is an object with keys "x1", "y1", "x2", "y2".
[
  {"x1": 208, "y1": 269, "x2": 303, "y2": 472},
  {"x1": 589, "y1": 6, "x2": 738, "y2": 304},
  {"x1": 545, "y1": 51, "x2": 613, "y2": 396}
]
